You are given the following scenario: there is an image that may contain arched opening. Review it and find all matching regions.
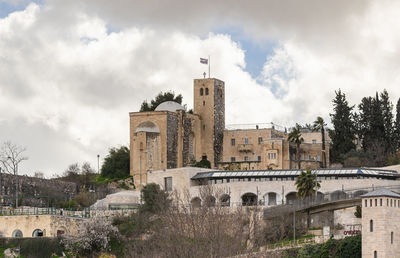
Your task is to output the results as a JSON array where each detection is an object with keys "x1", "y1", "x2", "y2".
[
  {"x1": 135, "y1": 121, "x2": 160, "y2": 134},
  {"x1": 220, "y1": 194, "x2": 230, "y2": 207},
  {"x1": 354, "y1": 190, "x2": 368, "y2": 197},
  {"x1": 286, "y1": 192, "x2": 298, "y2": 205},
  {"x1": 263, "y1": 192, "x2": 278, "y2": 206},
  {"x1": 12, "y1": 229, "x2": 23, "y2": 238},
  {"x1": 57, "y1": 227, "x2": 67, "y2": 237},
  {"x1": 242, "y1": 193, "x2": 257, "y2": 206},
  {"x1": 191, "y1": 197, "x2": 201, "y2": 208},
  {"x1": 200, "y1": 88, "x2": 204, "y2": 96},
  {"x1": 370, "y1": 219, "x2": 373, "y2": 232},
  {"x1": 374, "y1": 250, "x2": 377, "y2": 258},
  {"x1": 205, "y1": 88, "x2": 209, "y2": 95},
  {"x1": 330, "y1": 190, "x2": 346, "y2": 201},
  {"x1": 204, "y1": 196, "x2": 216, "y2": 207},
  {"x1": 32, "y1": 229, "x2": 43, "y2": 237},
  {"x1": 135, "y1": 121, "x2": 161, "y2": 171}
]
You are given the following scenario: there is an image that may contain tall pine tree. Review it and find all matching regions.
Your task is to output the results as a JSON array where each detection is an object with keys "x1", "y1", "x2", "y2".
[
  {"x1": 380, "y1": 90, "x2": 394, "y2": 154},
  {"x1": 329, "y1": 90, "x2": 356, "y2": 163},
  {"x1": 395, "y1": 98, "x2": 400, "y2": 151}
]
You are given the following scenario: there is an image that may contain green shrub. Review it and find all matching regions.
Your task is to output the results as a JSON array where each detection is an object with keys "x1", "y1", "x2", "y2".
[{"x1": 336, "y1": 235, "x2": 361, "y2": 258}]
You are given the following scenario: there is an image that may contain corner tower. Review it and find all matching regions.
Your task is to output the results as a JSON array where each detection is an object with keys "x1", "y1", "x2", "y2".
[{"x1": 193, "y1": 78, "x2": 225, "y2": 167}]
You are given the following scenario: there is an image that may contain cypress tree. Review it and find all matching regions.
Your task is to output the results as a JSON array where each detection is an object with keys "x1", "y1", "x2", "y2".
[
  {"x1": 395, "y1": 98, "x2": 400, "y2": 151},
  {"x1": 329, "y1": 90, "x2": 356, "y2": 163},
  {"x1": 380, "y1": 90, "x2": 394, "y2": 154}
]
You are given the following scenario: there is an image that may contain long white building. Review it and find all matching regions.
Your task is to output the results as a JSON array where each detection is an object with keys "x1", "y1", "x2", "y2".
[{"x1": 147, "y1": 166, "x2": 400, "y2": 207}]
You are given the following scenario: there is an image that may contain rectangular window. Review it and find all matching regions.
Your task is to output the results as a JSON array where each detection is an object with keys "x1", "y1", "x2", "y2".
[
  {"x1": 274, "y1": 153, "x2": 277, "y2": 159},
  {"x1": 365, "y1": 200, "x2": 367, "y2": 207},
  {"x1": 258, "y1": 137, "x2": 263, "y2": 144},
  {"x1": 370, "y1": 199, "x2": 372, "y2": 206},
  {"x1": 231, "y1": 138, "x2": 235, "y2": 146},
  {"x1": 380, "y1": 199, "x2": 382, "y2": 206},
  {"x1": 312, "y1": 139, "x2": 317, "y2": 144},
  {"x1": 375, "y1": 199, "x2": 377, "y2": 206},
  {"x1": 258, "y1": 156, "x2": 261, "y2": 161},
  {"x1": 164, "y1": 177, "x2": 172, "y2": 192},
  {"x1": 387, "y1": 199, "x2": 389, "y2": 206},
  {"x1": 391, "y1": 232, "x2": 394, "y2": 244},
  {"x1": 231, "y1": 157, "x2": 236, "y2": 162},
  {"x1": 391, "y1": 199, "x2": 393, "y2": 207},
  {"x1": 244, "y1": 138, "x2": 249, "y2": 144},
  {"x1": 244, "y1": 156, "x2": 249, "y2": 161}
]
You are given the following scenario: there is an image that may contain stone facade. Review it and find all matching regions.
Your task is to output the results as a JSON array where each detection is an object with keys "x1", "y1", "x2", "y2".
[
  {"x1": 220, "y1": 129, "x2": 330, "y2": 171},
  {"x1": 129, "y1": 77, "x2": 330, "y2": 188},
  {"x1": 0, "y1": 215, "x2": 85, "y2": 238},
  {"x1": 362, "y1": 190, "x2": 400, "y2": 258}
]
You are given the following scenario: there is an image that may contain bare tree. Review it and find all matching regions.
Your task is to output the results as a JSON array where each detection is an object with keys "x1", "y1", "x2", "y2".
[
  {"x1": 0, "y1": 141, "x2": 28, "y2": 175},
  {"x1": 0, "y1": 141, "x2": 28, "y2": 208}
]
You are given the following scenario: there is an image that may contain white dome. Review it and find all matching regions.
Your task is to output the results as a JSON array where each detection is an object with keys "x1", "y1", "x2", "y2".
[{"x1": 155, "y1": 101, "x2": 185, "y2": 112}]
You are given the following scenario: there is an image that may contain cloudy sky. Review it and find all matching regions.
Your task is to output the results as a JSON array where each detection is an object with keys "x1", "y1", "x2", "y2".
[{"x1": 1, "y1": 0, "x2": 400, "y2": 176}]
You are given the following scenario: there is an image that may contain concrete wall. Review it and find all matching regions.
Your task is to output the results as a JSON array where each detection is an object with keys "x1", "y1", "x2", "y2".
[
  {"x1": 0, "y1": 215, "x2": 85, "y2": 238},
  {"x1": 362, "y1": 196, "x2": 400, "y2": 258}
]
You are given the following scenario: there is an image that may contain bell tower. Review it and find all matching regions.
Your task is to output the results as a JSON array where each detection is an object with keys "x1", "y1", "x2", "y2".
[{"x1": 193, "y1": 78, "x2": 225, "y2": 167}]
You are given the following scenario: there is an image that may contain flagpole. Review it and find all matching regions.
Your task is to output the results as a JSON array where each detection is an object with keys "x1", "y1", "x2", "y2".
[{"x1": 208, "y1": 55, "x2": 211, "y2": 78}]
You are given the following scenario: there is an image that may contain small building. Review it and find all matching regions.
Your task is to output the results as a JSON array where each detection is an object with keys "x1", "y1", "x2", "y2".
[{"x1": 361, "y1": 189, "x2": 400, "y2": 258}]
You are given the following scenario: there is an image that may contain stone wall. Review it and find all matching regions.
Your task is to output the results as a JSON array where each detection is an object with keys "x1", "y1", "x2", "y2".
[
  {"x1": 362, "y1": 196, "x2": 400, "y2": 257},
  {"x1": 0, "y1": 215, "x2": 85, "y2": 238},
  {"x1": 166, "y1": 113, "x2": 178, "y2": 169},
  {"x1": 0, "y1": 174, "x2": 77, "y2": 206},
  {"x1": 213, "y1": 80, "x2": 225, "y2": 167}
]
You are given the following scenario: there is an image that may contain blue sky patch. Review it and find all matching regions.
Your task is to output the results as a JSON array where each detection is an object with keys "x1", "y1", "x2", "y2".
[
  {"x1": 212, "y1": 25, "x2": 277, "y2": 80},
  {"x1": 0, "y1": 0, "x2": 43, "y2": 18}
]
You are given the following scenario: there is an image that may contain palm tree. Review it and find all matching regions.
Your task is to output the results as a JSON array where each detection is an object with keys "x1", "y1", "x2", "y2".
[
  {"x1": 288, "y1": 123, "x2": 304, "y2": 169},
  {"x1": 312, "y1": 116, "x2": 327, "y2": 168},
  {"x1": 295, "y1": 169, "x2": 321, "y2": 199}
]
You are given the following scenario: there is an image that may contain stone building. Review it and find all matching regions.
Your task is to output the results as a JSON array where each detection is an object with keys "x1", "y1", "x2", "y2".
[
  {"x1": 129, "y1": 77, "x2": 329, "y2": 188},
  {"x1": 361, "y1": 189, "x2": 400, "y2": 258}
]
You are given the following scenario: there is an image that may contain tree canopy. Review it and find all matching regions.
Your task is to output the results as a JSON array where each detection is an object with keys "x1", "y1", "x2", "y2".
[
  {"x1": 101, "y1": 146, "x2": 130, "y2": 179},
  {"x1": 140, "y1": 183, "x2": 171, "y2": 214},
  {"x1": 295, "y1": 169, "x2": 320, "y2": 199},
  {"x1": 312, "y1": 116, "x2": 327, "y2": 168},
  {"x1": 140, "y1": 91, "x2": 183, "y2": 112},
  {"x1": 288, "y1": 123, "x2": 304, "y2": 169},
  {"x1": 329, "y1": 90, "x2": 356, "y2": 163}
]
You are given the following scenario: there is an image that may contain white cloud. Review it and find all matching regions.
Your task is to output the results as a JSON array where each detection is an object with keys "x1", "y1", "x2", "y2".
[{"x1": 1, "y1": 1, "x2": 400, "y2": 176}]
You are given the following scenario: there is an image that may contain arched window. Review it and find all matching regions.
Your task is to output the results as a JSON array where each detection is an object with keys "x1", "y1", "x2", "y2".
[
  {"x1": 370, "y1": 220, "x2": 373, "y2": 232},
  {"x1": 391, "y1": 232, "x2": 394, "y2": 244},
  {"x1": 12, "y1": 229, "x2": 23, "y2": 238},
  {"x1": 200, "y1": 88, "x2": 204, "y2": 96},
  {"x1": 374, "y1": 250, "x2": 377, "y2": 258},
  {"x1": 32, "y1": 229, "x2": 44, "y2": 237},
  {"x1": 205, "y1": 88, "x2": 209, "y2": 95}
]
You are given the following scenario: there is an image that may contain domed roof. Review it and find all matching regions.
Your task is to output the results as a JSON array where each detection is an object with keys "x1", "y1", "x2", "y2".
[{"x1": 155, "y1": 101, "x2": 185, "y2": 112}]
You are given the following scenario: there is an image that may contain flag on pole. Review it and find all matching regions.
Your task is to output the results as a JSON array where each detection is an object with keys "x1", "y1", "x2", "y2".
[{"x1": 200, "y1": 58, "x2": 208, "y2": 64}]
